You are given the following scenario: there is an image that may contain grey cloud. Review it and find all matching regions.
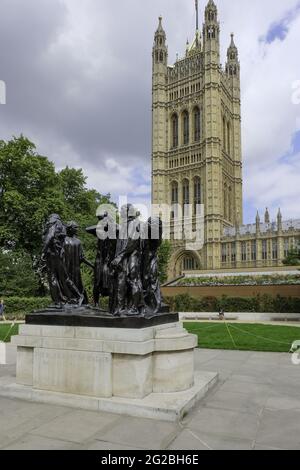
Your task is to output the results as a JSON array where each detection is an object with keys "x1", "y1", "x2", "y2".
[{"x1": 0, "y1": 0, "x2": 188, "y2": 170}]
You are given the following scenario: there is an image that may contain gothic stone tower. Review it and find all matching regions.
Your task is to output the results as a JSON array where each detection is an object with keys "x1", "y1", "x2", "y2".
[{"x1": 152, "y1": 0, "x2": 243, "y2": 277}]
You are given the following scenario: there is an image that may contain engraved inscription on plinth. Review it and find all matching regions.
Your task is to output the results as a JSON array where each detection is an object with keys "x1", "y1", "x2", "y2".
[{"x1": 33, "y1": 348, "x2": 112, "y2": 398}]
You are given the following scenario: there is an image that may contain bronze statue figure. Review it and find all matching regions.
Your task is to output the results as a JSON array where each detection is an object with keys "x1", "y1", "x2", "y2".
[
  {"x1": 42, "y1": 206, "x2": 166, "y2": 317},
  {"x1": 41, "y1": 214, "x2": 84, "y2": 307},
  {"x1": 86, "y1": 211, "x2": 117, "y2": 309},
  {"x1": 141, "y1": 217, "x2": 163, "y2": 314},
  {"x1": 110, "y1": 204, "x2": 145, "y2": 317},
  {"x1": 65, "y1": 221, "x2": 93, "y2": 305}
]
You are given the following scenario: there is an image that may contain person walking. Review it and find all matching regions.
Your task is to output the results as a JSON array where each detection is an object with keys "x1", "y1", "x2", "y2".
[
  {"x1": 219, "y1": 308, "x2": 225, "y2": 320},
  {"x1": 0, "y1": 299, "x2": 6, "y2": 321}
]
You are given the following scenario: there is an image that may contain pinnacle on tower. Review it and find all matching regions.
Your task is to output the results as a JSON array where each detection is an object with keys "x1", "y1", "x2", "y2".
[
  {"x1": 186, "y1": 38, "x2": 190, "y2": 55},
  {"x1": 277, "y1": 208, "x2": 283, "y2": 230},
  {"x1": 207, "y1": 0, "x2": 217, "y2": 8},
  {"x1": 153, "y1": 16, "x2": 167, "y2": 66},
  {"x1": 157, "y1": 16, "x2": 163, "y2": 32},
  {"x1": 227, "y1": 33, "x2": 238, "y2": 58},
  {"x1": 203, "y1": 0, "x2": 219, "y2": 44},
  {"x1": 265, "y1": 208, "x2": 270, "y2": 224},
  {"x1": 256, "y1": 211, "x2": 260, "y2": 232},
  {"x1": 230, "y1": 32, "x2": 236, "y2": 47},
  {"x1": 205, "y1": 0, "x2": 218, "y2": 19},
  {"x1": 154, "y1": 16, "x2": 166, "y2": 40},
  {"x1": 226, "y1": 33, "x2": 239, "y2": 77}
]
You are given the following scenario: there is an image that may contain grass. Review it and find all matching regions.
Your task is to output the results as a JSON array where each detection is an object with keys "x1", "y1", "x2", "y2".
[
  {"x1": 1, "y1": 321, "x2": 299, "y2": 353},
  {"x1": 0, "y1": 323, "x2": 19, "y2": 343},
  {"x1": 184, "y1": 322, "x2": 300, "y2": 353}
]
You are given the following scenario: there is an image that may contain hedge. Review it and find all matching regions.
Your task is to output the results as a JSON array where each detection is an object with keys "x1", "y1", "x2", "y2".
[
  {"x1": 2, "y1": 296, "x2": 110, "y2": 320},
  {"x1": 163, "y1": 294, "x2": 300, "y2": 313},
  {"x1": 3, "y1": 297, "x2": 51, "y2": 320},
  {"x1": 176, "y1": 274, "x2": 300, "y2": 287},
  {"x1": 3, "y1": 293, "x2": 300, "y2": 320}
]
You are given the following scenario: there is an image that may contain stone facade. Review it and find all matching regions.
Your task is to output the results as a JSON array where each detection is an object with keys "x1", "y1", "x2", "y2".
[{"x1": 151, "y1": 0, "x2": 300, "y2": 278}]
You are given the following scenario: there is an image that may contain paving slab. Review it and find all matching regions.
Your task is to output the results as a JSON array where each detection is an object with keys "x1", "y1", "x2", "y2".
[
  {"x1": 94, "y1": 416, "x2": 179, "y2": 450},
  {"x1": 2, "y1": 434, "x2": 84, "y2": 450},
  {"x1": 187, "y1": 407, "x2": 259, "y2": 441},
  {"x1": 30, "y1": 409, "x2": 121, "y2": 444},
  {"x1": 218, "y1": 380, "x2": 272, "y2": 397},
  {"x1": 0, "y1": 348, "x2": 299, "y2": 450},
  {"x1": 255, "y1": 409, "x2": 300, "y2": 450},
  {"x1": 168, "y1": 429, "x2": 253, "y2": 451},
  {"x1": 265, "y1": 394, "x2": 300, "y2": 412},
  {"x1": 202, "y1": 389, "x2": 267, "y2": 416},
  {"x1": 84, "y1": 440, "x2": 138, "y2": 451}
]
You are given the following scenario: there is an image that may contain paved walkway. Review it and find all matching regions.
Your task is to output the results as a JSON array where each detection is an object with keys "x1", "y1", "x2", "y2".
[{"x1": 0, "y1": 349, "x2": 299, "y2": 450}]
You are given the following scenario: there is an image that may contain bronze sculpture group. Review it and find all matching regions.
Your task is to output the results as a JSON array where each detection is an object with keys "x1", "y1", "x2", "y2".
[{"x1": 41, "y1": 205, "x2": 163, "y2": 317}]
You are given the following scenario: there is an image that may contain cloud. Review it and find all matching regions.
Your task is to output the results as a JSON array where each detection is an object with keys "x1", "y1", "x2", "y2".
[
  {"x1": 0, "y1": 0, "x2": 299, "y2": 224},
  {"x1": 262, "y1": 3, "x2": 300, "y2": 43}
]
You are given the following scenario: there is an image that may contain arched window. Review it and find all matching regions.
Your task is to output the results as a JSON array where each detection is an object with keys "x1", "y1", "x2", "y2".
[
  {"x1": 207, "y1": 26, "x2": 215, "y2": 39},
  {"x1": 223, "y1": 183, "x2": 227, "y2": 219},
  {"x1": 241, "y1": 242, "x2": 247, "y2": 262},
  {"x1": 223, "y1": 116, "x2": 226, "y2": 151},
  {"x1": 194, "y1": 177, "x2": 201, "y2": 215},
  {"x1": 228, "y1": 187, "x2": 232, "y2": 222},
  {"x1": 171, "y1": 181, "x2": 178, "y2": 222},
  {"x1": 182, "y1": 179, "x2": 190, "y2": 216},
  {"x1": 171, "y1": 114, "x2": 178, "y2": 148},
  {"x1": 194, "y1": 107, "x2": 201, "y2": 141},
  {"x1": 227, "y1": 121, "x2": 231, "y2": 154},
  {"x1": 171, "y1": 181, "x2": 178, "y2": 205},
  {"x1": 183, "y1": 257, "x2": 198, "y2": 271},
  {"x1": 183, "y1": 111, "x2": 189, "y2": 145},
  {"x1": 159, "y1": 51, "x2": 164, "y2": 62}
]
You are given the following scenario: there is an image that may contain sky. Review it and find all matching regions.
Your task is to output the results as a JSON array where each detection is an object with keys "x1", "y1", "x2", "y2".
[{"x1": 0, "y1": 0, "x2": 300, "y2": 224}]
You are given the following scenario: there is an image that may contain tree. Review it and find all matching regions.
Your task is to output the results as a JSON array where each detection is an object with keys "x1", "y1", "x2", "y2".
[
  {"x1": 283, "y1": 248, "x2": 300, "y2": 266},
  {"x1": 0, "y1": 250, "x2": 40, "y2": 297},
  {"x1": 0, "y1": 135, "x2": 115, "y2": 299},
  {"x1": 158, "y1": 240, "x2": 172, "y2": 284},
  {"x1": 0, "y1": 135, "x2": 66, "y2": 255}
]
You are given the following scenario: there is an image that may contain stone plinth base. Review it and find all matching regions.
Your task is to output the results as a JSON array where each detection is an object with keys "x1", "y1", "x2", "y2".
[
  {"x1": 9, "y1": 321, "x2": 218, "y2": 421},
  {"x1": 0, "y1": 372, "x2": 218, "y2": 422},
  {"x1": 0, "y1": 342, "x2": 17, "y2": 365}
]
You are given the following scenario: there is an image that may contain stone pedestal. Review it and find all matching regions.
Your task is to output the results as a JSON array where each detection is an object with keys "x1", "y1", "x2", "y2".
[
  {"x1": 5, "y1": 319, "x2": 218, "y2": 421},
  {"x1": 12, "y1": 322, "x2": 196, "y2": 396},
  {"x1": 0, "y1": 341, "x2": 17, "y2": 365}
]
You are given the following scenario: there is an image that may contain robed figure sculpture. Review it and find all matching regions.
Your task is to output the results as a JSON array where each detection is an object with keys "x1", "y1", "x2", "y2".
[{"x1": 41, "y1": 214, "x2": 84, "y2": 307}]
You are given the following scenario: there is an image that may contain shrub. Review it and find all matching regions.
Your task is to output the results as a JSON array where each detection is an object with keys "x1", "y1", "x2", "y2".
[
  {"x1": 3, "y1": 297, "x2": 51, "y2": 320},
  {"x1": 176, "y1": 274, "x2": 300, "y2": 287},
  {"x1": 163, "y1": 294, "x2": 300, "y2": 313}
]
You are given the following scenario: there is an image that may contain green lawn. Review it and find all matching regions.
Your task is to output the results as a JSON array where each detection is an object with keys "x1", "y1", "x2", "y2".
[
  {"x1": 1, "y1": 322, "x2": 299, "y2": 353},
  {"x1": 0, "y1": 324, "x2": 19, "y2": 343},
  {"x1": 184, "y1": 322, "x2": 300, "y2": 353}
]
